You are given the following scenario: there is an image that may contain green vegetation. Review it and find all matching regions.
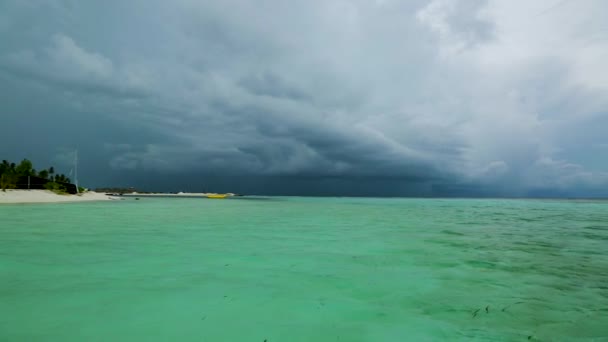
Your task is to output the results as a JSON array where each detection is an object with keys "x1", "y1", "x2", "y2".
[
  {"x1": 0, "y1": 158, "x2": 74, "y2": 192},
  {"x1": 44, "y1": 181, "x2": 69, "y2": 195},
  {"x1": 0, "y1": 160, "x2": 17, "y2": 191},
  {"x1": 0, "y1": 173, "x2": 18, "y2": 191}
]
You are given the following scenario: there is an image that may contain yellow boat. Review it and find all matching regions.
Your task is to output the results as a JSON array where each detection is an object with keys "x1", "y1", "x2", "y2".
[{"x1": 206, "y1": 194, "x2": 229, "y2": 199}]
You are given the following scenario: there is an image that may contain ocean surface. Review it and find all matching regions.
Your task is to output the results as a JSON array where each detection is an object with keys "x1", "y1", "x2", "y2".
[{"x1": 1, "y1": 197, "x2": 607, "y2": 341}]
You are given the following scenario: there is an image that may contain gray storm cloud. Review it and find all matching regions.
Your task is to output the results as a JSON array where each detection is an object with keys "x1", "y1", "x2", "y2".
[{"x1": 1, "y1": 0, "x2": 607, "y2": 196}]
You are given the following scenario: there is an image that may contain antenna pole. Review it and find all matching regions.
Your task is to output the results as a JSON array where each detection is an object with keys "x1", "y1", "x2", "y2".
[{"x1": 75, "y1": 149, "x2": 79, "y2": 193}]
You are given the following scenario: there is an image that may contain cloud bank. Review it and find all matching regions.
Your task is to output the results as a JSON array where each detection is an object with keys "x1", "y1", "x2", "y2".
[{"x1": 1, "y1": 0, "x2": 607, "y2": 196}]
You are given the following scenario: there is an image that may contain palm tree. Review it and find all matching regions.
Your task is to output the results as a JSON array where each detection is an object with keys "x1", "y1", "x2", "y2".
[
  {"x1": 38, "y1": 169, "x2": 49, "y2": 179},
  {"x1": 0, "y1": 160, "x2": 9, "y2": 174},
  {"x1": 55, "y1": 174, "x2": 71, "y2": 184},
  {"x1": 15, "y1": 159, "x2": 33, "y2": 176}
]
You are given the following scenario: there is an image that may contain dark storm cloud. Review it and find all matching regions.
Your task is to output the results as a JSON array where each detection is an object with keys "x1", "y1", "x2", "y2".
[{"x1": 1, "y1": 0, "x2": 607, "y2": 196}]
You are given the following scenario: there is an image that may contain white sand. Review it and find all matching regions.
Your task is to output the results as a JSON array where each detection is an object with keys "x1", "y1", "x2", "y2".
[{"x1": 0, "y1": 190, "x2": 111, "y2": 204}]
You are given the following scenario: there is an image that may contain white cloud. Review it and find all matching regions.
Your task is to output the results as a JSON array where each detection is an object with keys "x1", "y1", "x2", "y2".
[
  {"x1": 48, "y1": 34, "x2": 114, "y2": 79},
  {"x1": 526, "y1": 157, "x2": 608, "y2": 190}
]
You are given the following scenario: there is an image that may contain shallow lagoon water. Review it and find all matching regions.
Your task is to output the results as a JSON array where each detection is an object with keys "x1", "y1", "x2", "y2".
[{"x1": 1, "y1": 197, "x2": 607, "y2": 341}]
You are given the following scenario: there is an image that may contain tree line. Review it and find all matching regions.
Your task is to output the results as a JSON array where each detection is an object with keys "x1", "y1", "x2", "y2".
[{"x1": 0, "y1": 159, "x2": 73, "y2": 192}]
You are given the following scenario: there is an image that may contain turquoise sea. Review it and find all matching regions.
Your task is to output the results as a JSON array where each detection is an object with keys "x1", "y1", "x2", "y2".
[{"x1": 1, "y1": 197, "x2": 607, "y2": 341}]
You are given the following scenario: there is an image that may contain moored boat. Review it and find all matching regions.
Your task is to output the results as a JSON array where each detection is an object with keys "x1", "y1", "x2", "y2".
[{"x1": 206, "y1": 193, "x2": 229, "y2": 199}]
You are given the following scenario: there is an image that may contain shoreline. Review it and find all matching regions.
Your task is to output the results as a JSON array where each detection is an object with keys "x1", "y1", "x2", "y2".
[
  {"x1": 120, "y1": 192, "x2": 221, "y2": 199},
  {"x1": 0, "y1": 190, "x2": 111, "y2": 204}
]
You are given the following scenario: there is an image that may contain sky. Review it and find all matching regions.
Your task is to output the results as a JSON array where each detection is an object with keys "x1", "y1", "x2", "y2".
[{"x1": 1, "y1": 0, "x2": 607, "y2": 197}]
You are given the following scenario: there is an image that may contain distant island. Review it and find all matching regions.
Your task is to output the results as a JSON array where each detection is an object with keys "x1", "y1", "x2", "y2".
[{"x1": 0, "y1": 158, "x2": 81, "y2": 194}]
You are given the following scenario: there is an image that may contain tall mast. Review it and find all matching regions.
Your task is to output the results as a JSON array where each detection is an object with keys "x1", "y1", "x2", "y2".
[{"x1": 74, "y1": 149, "x2": 79, "y2": 193}]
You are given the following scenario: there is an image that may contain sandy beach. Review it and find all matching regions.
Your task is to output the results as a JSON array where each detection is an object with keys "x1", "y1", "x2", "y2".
[{"x1": 0, "y1": 190, "x2": 111, "y2": 204}]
